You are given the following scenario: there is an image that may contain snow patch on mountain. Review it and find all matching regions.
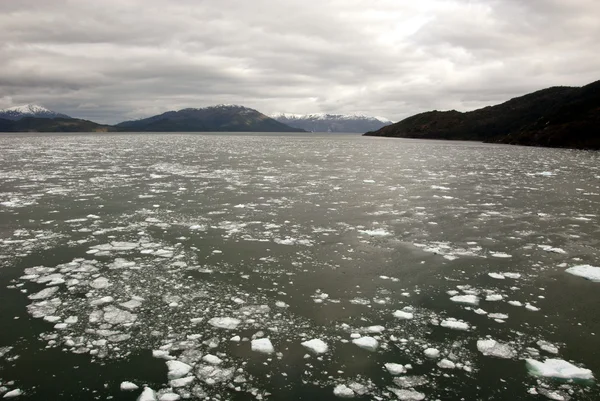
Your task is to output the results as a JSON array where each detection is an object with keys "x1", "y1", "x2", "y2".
[
  {"x1": 271, "y1": 112, "x2": 393, "y2": 133},
  {"x1": 0, "y1": 104, "x2": 71, "y2": 120}
]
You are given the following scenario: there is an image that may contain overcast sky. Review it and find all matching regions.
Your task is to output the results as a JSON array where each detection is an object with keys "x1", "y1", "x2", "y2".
[{"x1": 0, "y1": 0, "x2": 598, "y2": 124}]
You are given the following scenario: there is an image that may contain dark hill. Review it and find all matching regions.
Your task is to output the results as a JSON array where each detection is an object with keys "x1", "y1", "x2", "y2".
[
  {"x1": 116, "y1": 105, "x2": 305, "y2": 132},
  {"x1": 365, "y1": 80, "x2": 600, "y2": 150},
  {"x1": 0, "y1": 117, "x2": 116, "y2": 132}
]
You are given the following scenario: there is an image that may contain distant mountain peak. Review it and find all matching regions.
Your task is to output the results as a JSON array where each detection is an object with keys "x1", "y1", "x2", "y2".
[
  {"x1": 271, "y1": 112, "x2": 393, "y2": 133},
  {"x1": 0, "y1": 104, "x2": 71, "y2": 120}
]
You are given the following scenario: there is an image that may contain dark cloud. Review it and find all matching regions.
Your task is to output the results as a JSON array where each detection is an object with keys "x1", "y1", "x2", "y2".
[{"x1": 0, "y1": 0, "x2": 598, "y2": 124}]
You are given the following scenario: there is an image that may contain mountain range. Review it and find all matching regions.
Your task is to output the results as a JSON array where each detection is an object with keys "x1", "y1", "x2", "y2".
[
  {"x1": 365, "y1": 80, "x2": 599, "y2": 150},
  {"x1": 270, "y1": 113, "x2": 392, "y2": 133},
  {"x1": 116, "y1": 105, "x2": 303, "y2": 132}
]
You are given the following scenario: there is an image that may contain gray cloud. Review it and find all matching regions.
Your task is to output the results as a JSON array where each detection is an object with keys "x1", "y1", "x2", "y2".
[{"x1": 0, "y1": 0, "x2": 598, "y2": 124}]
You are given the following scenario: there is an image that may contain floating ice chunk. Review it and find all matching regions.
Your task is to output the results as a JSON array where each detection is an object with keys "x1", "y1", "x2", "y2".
[
  {"x1": 301, "y1": 339, "x2": 328, "y2": 354},
  {"x1": 137, "y1": 387, "x2": 157, "y2": 401},
  {"x1": 477, "y1": 339, "x2": 516, "y2": 359},
  {"x1": 352, "y1": 336, "x2": 379, "y2": 352},
  {"x1": 196, "y1": 364, "x2": 234, "y2": 385},
  {"x1": 393, "y1": 310, "x2": 414, "y2": 320},
  {"x1": 384, "y1": 363, "x2": 406, "y2": 375},
  {"x1": 120, "y1": 381, "x2": 139, "y2": 391},
  {"x1": 202, "y1": 354, "x2": 222, "y2": 365},
  {"x1": 525, "y1": 303, "x2": 540, "y2": 311},
  {"x1": 251, "y1": 338, "x2": 275, "y2": 354},
  {"x1": 120, "y1": 299, "x2": 142, "y2": 310},
  {"x1": 388, "y1": 388, "x2": 425, "y2": 401},
  {"x1": 3, "y1": 389, "x2": 23, "y2": 398},
  {"x1": 538, "y1": 245, "x2": 566, "y2": 254},
  {"x1": 488, "y1": 273, "x2": 505, "y2": 280},
  {"x1": 526, "y1": 359, "x2": 594, "y2": 380},
  {"x1": 504, "y1": 272, "x2": 521, "y2": 279},
  {"x1": 169, "y1": 376, "x2": 195, "y2": 388},
  {"x1": 333, "y1": 384, "x2": 355, "y2": 398},
  {"x1": 437, "y1": 359, "x2": 456, "y2": 369},
  {"x1": 275, "y1": 301, "x2": 288, "y2": 308},
  {"x1": 440, "y1": 319, "x2": 470, "y2": 331},
  {"x1": 28, "y1": 286, "x2": 59, "y2": 300},
  {"x1": 366, "y1": 325, "x2": 385, "y2": 334},
  {"x1": 474, "y1": 308, "x2": 488, "y2": 315},
  {"x1": 508, "y1": 300, "x2": 523, "y2": 307},
  {"x1": 393, "y1": 376, "x2": 429, "y2": 388},
  {"x1": 166, "y1": 360, "x2": 193, "y2": 379},
  {"x1": 488, "y1": 313, "x2": 509, "y2": 320},
  {"x1": 565, "y1": 265, "x2": 600, "y2": 282},
  {"x1": 424, "y1": 348, "x2": 440, "y2": 358},
  {"x1": 208, "y1": 317, "x2": 241, "y2": 330},
  {"x1": 490, "y1": 252, "x2": 512, "y2": 258},
  {"x1": 358, "y1": 228, "x2": 391, "y2": 237},
  {"x1": 537, "y1": 340, "x2": 559, "y2": 355},
  {"x1": 159, "y1": 393, "x2": 181, "y2": 401},
  {"x1": 152, "y1": 350, "x2": 174, "y2": 360},
  {"x1": 450, "y1": 295, "x2": 479, "y2": 305},
  {"x1": 103, "y1": 306, "x2": 137, "y2": 325},
  {"x1": 90, "y1": 296, "x2": 114, "y2": 306},
  {"x1": 90, "y1": 277, "x2": 110, "y2": 289}
]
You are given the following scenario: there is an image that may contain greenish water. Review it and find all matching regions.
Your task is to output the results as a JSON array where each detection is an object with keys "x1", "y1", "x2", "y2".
[{"x1": 0, "y1": 133, "x2": 598, "y2": 400}]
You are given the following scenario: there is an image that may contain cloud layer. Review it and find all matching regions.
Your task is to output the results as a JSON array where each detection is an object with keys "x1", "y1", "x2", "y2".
[{"x1": 1, "y1": 0, "x2": 598, "y2": 123}]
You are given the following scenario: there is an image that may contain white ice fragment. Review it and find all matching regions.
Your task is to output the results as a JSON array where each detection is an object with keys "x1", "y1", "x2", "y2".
[
  {"x1": 485, "y1": 294, "x2": 503, "y2": 302},
  {"x1": 393, "y1": 310, "x2": 414, "y2": 320},
  {"x1": 90, "y1": 277, "x2": 110, "y2": 289},
  {"x1": 166, "y1": 360, "x2": 193, "y2": 379},
  {"x1": 358, "y1": 228, "x2": 390, "y2": 237},
  {"x1": 28, "y1": 286, "x2": 59, "y2": 300},
  {"x1": 120, "y1": 381, "x2": 139, "y2": 391},
  {"x1": 537, "y1": 340, "x2": 559, "y2": 355},
  {"x1": 437, "y1": 359, "x2": 456, "y2": 369},
  {"x1": 208, "y1": 317, "x2": 241, "y2": 330},
  {"x1": 3, "y1": 389, "x2": 23, "y2": 398},
  {"x1": 490, "y1": 252, "x2": 512, "y2": 258},
  {"x1": 152, "y1": 350, "x2": 174, "y2": 360},
  {"x1": 352, "y1": 336, "x2": 379, "y2": 352},
  {"x1": 137, "y1": 387, "x2": 157, "y2": 401},
  {"x1": 477, "y1": 339, "x2": 516, "y2": 359},
  {"x1": 159, "y1": 393, "x2": 181, "y2": 401},
  {"x1": 565, "y1": 265, "x2": 600, "y2": 282},
  {"x1": 388, "y1": 388, "x2": 425, "y2": 401},
  {"x1": 169, "y1": 376, "x2": 195, "y2": 388},
  {"x1": 103, "y1": 306, "x2": 137, "y2": 325},
  {"x1": 440, "y1": 319, "x2": 470, "y2": 331},
  {"x1": 526, "y1": 359, "x2": 594, "y2": 380},
  {"x1": 384, "y1": 363, "x2": 407, "y2": 375},
  {"x1": 525, "y1": 303, "x2": 540, "y2": 311},
  {"x1": 366, "y1": 325, "x2": 385, "y2": 333},
  {"x1": 202, "y1": 354, "x2": 222, "y2": 365},
  {"x1": 488, "y1": 273, "x2": 505, "y2": 280},
  {"x1": 424, "y1": 348, "x2": 440, "y2": 358},
  {"x1": 333, "y1": 384, "x2": 355, "y2": 398},
  {"x1": 301, "y1": 339, "x2": 329, "y2": 354},
  {"x1": 251, "y1": 338, "x2": 275, "y2": 354},
  {"x1": 450, "y1": 294, "x2": 479, "y2": 305}
]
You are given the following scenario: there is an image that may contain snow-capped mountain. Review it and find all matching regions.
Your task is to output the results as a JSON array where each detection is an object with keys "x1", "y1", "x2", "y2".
[
  {"x1": 0, "y1": 104, "x2": 71, "y2": 121},
  {"x1": 270, "y1": 113, "x2": 392, "y2": 133}
]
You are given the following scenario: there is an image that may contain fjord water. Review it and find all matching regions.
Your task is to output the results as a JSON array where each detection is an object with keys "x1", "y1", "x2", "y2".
[{"x1": 0, "y1": 133, "x2": 598, "y2": 401}]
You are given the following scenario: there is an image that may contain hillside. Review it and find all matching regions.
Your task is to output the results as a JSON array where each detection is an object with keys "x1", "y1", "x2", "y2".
[
  {"x1": 365, "y1": 80, "x2": 600, "y2": 150},
  {"x1": 116, "y1": 105, "x2": 305, "y2": 132},
  {"x1": 271, "y1": 113, "x2": 391, "y2": 133},
  {"x1": 0, "y1": 117, "x2": 116, "y2": 132}
]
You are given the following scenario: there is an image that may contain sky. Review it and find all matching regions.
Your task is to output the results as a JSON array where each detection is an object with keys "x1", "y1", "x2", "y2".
[{"x1": 0, "y1": 0, "x2": 599, "y2": 124}]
